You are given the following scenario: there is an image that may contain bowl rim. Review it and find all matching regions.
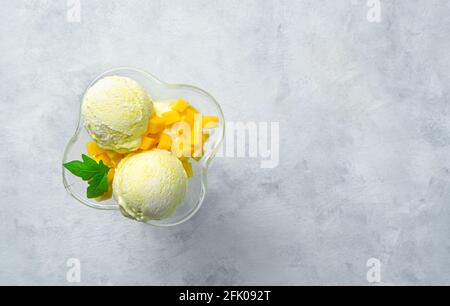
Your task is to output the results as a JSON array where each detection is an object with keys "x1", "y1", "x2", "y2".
[{"x1": 62, "y1": 67, "x2": 225, "y2": 227}]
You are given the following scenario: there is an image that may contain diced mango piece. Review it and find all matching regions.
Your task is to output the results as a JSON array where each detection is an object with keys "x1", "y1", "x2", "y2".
[
  {"x1": 140, "y1": 136, "x2": 156, "y2": 150},
  {"x1": 188, "y1": 106, "x2": 199, "y2": 113},
  {"x1": 105, "y1": 151, "x2": 123, "y2": 167},
  {"x1": 94, "y1": 153, "x2": 113, "y2": 167},
  {"x1": 171, "y1": 121, "x2": 192, "y2": 138},
  {"x1": 161, "y1": 110, "x2": 180, "y2": 126},
  {"x1": 105, "y1": 150, "x2": 120, "y2": 159},
  {"x1": 177, "y1": 155, "x2": 188, "y2": 162},
  {"x1": 183, "y1": 106, "x2": 199, "y2": 122},
  {"x1": 183, "y1": 106, "x2": 198, "y2": 121},
  {"x1": 147, "y1": 116, "x2": 165, "y2": 134},
  {"x1": 203, "y1": 133, "x2": 210, "y2": 143},
  {"x1": 86, "y1": 141, "x2": 104, "y2": 157},
  {"x1": 149, "y1": 132, "x2": 161, "y2": 142},
  {"x1": 96, "y1": 189, "x2": 112, "y2": 202},
  {"x1": 157, "y1": 133, "x2": 172, "y2": 150},
  {"x1": 182, "y1": 161, "x2": 193, "y2": 178},
  {"x1": 202, "y1": 116, "x2": 219, "y2": 128},
  {"x1": 180, "y1": 114, "x2": 194, "y2": 127},
  {"x1": 172, "y1": 98, "x2": 190, "y2": 113},
  {"x1": 107, "y1": 168, "x2": 115, "y2": 184}
]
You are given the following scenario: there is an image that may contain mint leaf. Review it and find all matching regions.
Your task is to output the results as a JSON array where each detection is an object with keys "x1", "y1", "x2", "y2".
[
  {"x1": 82, "y1": 154, "x2": 99, "y2": 169},
  {"x1": 87, "y1": 174, "x2": 108, "y2": 198},
  {"x1": 97, "y1": 160, "x2": 110, "y2": 175},
  {"x1": 88, "y1": 172, "x2": 107, "y2": 188},
  {"x1": 63, "y1": 160, "x2": 84, "y2": 176},
  {"x1": 63, "y1": 154, "x2": 111, "y2": 198},
  {"x1": 63, "y1": 160, "x2": 98, "y2": 180}
]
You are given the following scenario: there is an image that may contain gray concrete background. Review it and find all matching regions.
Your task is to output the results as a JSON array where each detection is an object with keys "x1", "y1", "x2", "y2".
[{"x1": 1, "y1": 0, "x2": 449, "y2": 285}]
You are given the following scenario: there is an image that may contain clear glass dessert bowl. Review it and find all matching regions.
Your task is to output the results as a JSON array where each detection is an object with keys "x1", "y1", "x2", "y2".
[{"x1": 62, "y1": 67, "x2": 225, "y2": 227}]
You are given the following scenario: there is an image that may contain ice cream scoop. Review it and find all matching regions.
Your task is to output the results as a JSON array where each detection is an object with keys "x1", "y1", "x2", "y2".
[
  {"x1": 82, "y1": 76, "x2": 153, "y2": 153},
  {"x1": 113, "y1": 150, "x2": 188, "y2": 221}
]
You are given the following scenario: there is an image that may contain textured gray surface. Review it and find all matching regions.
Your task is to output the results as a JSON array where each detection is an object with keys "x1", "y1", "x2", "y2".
[{"x1": 0, "y1": 0, "x2": 449, "y2": 285}]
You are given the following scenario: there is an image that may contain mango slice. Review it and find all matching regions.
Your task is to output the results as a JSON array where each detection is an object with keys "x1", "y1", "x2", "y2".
[
  {"x1": 186, "y1": 105, "x2": 199, "y2": 114},
  {"x1": 147, "y1": 116, "x2": 165, "y2": 134},
  {"x1": 185, "y1": 107, "x2": 197, "y2": 119},
  {"x1": 94, "y1": 153, "x2": 113, "y2": 168},
  {"x1": 140, "y1": 136, "x2": 156, "y2": 150},
  {"x1": 95, "y1": 189, "x2": 112, "y2": 202},
  {"x1": 161, "y1": 110, "x2": 180, "y2": 126},
  {"x1": 180, "y1": 114, "x2": 194, "y2": 127},
  {"x1": 157, "y1": 133, "x2": 172, "y2": 150},
  {"x1": 202, "y1": 116, "x2": 219, "y2": 128},
  {"x1": 202, "y1": 133, "x2": 210, "y2": 144},
  {"x1": 107, "y1": 168, "x2": 115, "y2": 184},
  {"x1": 87, "y1": 141, "x2": 104, "y2": 157},
  {"x1": 105, "y1": 150, "x2": 123, "y2": 167},
  {"x1": 172, "y1": 98, "x2": 190, "y2": 113},
  {"x1": 182, "y1": 160, "x2": 193, "y2": 178}
]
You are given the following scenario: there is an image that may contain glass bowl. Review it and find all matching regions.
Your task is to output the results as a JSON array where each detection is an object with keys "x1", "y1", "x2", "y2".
[{"x1": 62, "y1": 67, "x2": 225, "y2": 227}]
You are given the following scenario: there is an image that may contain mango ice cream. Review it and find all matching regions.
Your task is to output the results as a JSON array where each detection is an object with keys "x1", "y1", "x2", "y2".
[
  {"x1": 113, "y1": 150, "x2": 188, "y2": 221},
  {"x1": 82, "y1": 76, "x2": 154, "y2": 153}
]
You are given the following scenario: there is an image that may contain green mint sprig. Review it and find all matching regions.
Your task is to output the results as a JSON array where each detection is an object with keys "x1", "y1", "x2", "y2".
[{"x1": 64, "y1": 154, "x2": 110, "y2": 198}]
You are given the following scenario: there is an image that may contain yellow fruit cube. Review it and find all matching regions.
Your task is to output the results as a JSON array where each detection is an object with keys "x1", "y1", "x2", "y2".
[
  {"x1": 172, "y1": 98, "x2": 190, "y2": 113},
  {"x1": 188, "y1": 105, "x2": 199, "y2": 113},
  {"x1": 171, "y1": 121, "x2": 192, "y2": 138},
  {"x1": 107, "y1": 168, "x2": 115, "y2": 184},
  {"x1": 95, "y1": 190, "x2": 112, "y2": 202},
  {"x1": 177, "y1": 155, "x2": 188, "y2": 162},
  {"x1": 161, "y1": 110, "x2": 180, "y2": 126},
  {"x1": 105, "y1": 151, "x2": 123, "y2": 167},
  {"x1": 94, "y1": 153, "x2": 113, "y2": 167},
  {"x1": 157, "y1": 133, "x2": 172, "y2": 150},
  {"x1": 203, "y1": 133, "x2": 210, "y2": 143},
  {"x1": 202, "y1": 116, "x2": 219, "y2": 128},
  {"x1": 183, "y1": 106, "x2": 198, "y2": 120},
  {"x1": 182, "y1": 161, "x2": 193, "y2": 178},
  {"x1": 180, "y1": 114, "x2": 194, "y2": 128},
  {"x1": 140, "y1": 136, "x2": 156, "y2": 150},
  {"x1": 147, "y1": 116, "x2": 165, "y2": 134},
  {"x1": 86, "y1": 141, "x2": 104, "y2": 157}
]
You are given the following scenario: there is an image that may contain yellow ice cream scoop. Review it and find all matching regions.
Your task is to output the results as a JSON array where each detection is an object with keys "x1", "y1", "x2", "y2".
[
  {"x1": 82, "y1": 76, "x2": 154, "y2": 153},
  {"x1": 113, "y1": 150, "x2": 188, "y2": 221}
]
